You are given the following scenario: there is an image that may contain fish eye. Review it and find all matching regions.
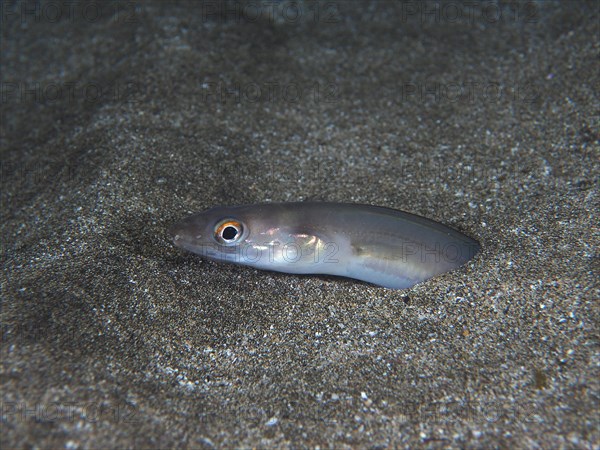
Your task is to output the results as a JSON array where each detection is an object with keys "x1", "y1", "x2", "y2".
[{"x1": 214, "y1": 219, "x2": 244, "y2": 245}]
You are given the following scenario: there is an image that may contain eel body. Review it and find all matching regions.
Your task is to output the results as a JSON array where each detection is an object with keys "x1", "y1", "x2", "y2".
[{"x1": 169, "y1": 202, "x2": 479, "y2": 289}]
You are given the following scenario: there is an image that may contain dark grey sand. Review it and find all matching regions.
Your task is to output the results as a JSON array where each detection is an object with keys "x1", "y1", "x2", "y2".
[{"x1": 1, "y1": 1, "x2": 598, "y2": 448}]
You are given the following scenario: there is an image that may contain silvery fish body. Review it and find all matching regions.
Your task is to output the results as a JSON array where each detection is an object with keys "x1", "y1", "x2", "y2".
[{"x1": 169, "y1": 202, "x2": 480, "y2": 289}]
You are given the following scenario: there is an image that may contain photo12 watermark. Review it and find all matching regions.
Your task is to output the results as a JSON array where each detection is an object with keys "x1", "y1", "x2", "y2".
[
  {"x1": 198, "y1": 81, "x2": 339, "y2": 104},
  {"x1": 1, "y1": 401, "x2": 139, "y2": 424},
  {"x1": 398, "y1": 1, "x2": 538, "y2": 25},
  {"x1": 199, "y1": 1, "x2": 341, "y2": 24},
  {"x1": 394, "y1": 81, "x2": 540, "y2": 104},
  {"x1": 180, "y1": 239, "x2": 478, "y2": 266},
  {"x1": 0, "y1": 161, "x2": 77, "y2": 185},
  {"x1": 1, "y1": 1, "x2": 141, "y2": 25},
  {"x1": 1, "y1": 81, "x2": 140, "y2": 105}
]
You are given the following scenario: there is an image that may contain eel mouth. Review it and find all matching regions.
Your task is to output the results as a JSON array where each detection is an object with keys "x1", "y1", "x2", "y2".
[{"x1": 168, "y1": 220, "x2": 201, "y2": 249}]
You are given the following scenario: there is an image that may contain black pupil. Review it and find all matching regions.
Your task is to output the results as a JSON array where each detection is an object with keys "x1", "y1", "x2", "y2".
[{"x1": 222, "y1": 226, "x2": 238, "y2": 240}]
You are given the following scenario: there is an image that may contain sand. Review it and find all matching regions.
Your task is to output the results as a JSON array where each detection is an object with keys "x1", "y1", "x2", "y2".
[{"x1": 2, "y1": 1, "x2": 598, "y2": 448}]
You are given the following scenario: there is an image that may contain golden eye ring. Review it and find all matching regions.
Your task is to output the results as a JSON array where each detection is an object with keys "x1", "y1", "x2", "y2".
[{"x1": 214, "y1": 219, "x2": 244, "y2": 245}]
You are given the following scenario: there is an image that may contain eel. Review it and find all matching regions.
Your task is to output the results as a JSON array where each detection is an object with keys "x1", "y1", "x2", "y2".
[{"x1": 169, "y1": 202, "x2": 480, "y2": 289}]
